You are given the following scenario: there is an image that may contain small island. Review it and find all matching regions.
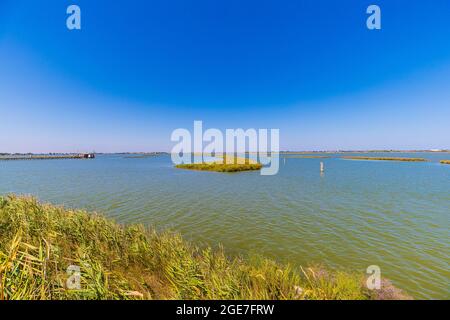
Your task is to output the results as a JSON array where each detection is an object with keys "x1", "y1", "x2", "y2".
[
  {"x1": 342, "y1": 156, "x2": 427, "y2": 162},
  {"x1": 440, "y1": 160, "x2": 450, "y2": 164},
  {"x1": 123, "y1": 152, "x2": 166, "y2": 159},
  {"x1": 176, "y1": 155, "x2": 262, "y2": 172},
  {"x1": 283, "y1": 155, "x2": 331, "y2": 159}
]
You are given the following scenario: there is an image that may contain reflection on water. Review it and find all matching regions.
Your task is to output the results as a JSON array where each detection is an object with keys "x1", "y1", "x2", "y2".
[{"x1": 1, "y1": 153, "x2": 449, "y2": 299}]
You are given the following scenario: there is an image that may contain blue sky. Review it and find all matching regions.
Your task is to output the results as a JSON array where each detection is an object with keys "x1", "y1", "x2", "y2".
[{"x1": 1, "y1": 0, "x2": 449, "y2": 152}]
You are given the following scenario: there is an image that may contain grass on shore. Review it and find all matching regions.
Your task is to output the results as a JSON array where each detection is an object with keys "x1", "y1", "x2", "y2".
[
  {"x1": 440, "y1": 160, "x2": 450, "y2": 164},
  {"x1": 176, "y1": 155, "x2": 263, "y2": 173},
  {"x1": 342, "y1": 156, "x2": 427, "y2": 162},
  {"x1": 0, "y1": 195, "x2": 410, "y2": 300}
]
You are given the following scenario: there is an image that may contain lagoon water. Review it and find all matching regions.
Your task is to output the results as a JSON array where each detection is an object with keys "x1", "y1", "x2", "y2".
[{"x1": 1, "y1": 153, "x2": 449, "y2": 299}]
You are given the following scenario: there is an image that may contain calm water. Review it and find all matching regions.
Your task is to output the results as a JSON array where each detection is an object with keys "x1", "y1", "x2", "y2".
[{"x1": 1, "y1": 153, "x2": 449, "y2": 299}]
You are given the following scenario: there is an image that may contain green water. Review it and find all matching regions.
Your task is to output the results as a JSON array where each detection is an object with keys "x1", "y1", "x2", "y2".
[{"x1": 1, "y1": 153, "x2": 449, "y2": 299}]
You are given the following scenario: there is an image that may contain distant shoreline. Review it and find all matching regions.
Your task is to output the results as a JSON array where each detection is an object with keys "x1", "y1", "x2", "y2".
[{"x1": 1, "y1": 150, "x2": 448, "y2": 156}]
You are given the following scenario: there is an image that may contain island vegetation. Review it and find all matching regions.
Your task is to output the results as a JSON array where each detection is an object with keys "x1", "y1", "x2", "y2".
[
  {"x1": 341, "y1": 156, "x2": 427, "y2": 162},
  {"x1": 0, "y1": 195, "x2": 410, "y2": 300},
  {"x1": 123, "y1": 152, "x2": 166, "y2": 159},
  {"x1": 175, "y1": 155, "x2": 263, "y2": 173},
  {"x1": 283, "y1": 155, "x2": 331, "y2": 159},
  {"x1": 440, "y1": 160, "x2": 450, "y2": 164}
]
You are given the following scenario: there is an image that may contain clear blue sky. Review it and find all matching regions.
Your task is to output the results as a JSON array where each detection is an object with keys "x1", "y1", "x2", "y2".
[{"x1": 1, "y1": 0, "x2": 449, "y2": 152}]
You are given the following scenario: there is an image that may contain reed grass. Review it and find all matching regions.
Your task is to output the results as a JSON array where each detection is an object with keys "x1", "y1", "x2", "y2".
[
  {"x1": 0, "y1": 195, "x2": 410, "y2": 300},
  {"x1": 342, "y1": 156, "x2": 426, "y2": 162}
]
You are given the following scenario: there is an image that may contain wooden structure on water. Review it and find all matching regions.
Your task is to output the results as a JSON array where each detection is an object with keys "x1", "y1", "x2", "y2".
[{"x1": 81, "y1": 153, "x2": 96, "y2": 159}]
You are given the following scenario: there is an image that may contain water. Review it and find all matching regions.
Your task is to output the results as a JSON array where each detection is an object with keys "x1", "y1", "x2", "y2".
[{"x1": 0, "y1": 153, "x2": 449, "y2": 299}]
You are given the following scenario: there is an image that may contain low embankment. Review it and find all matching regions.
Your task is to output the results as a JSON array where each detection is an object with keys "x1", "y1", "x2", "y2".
[
  {"x1": 0, "y1": 196, "x2": 411, "y2": 300},
  {"x1": 342, "y1": 156, "x2": 427, "y2": 162}
]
